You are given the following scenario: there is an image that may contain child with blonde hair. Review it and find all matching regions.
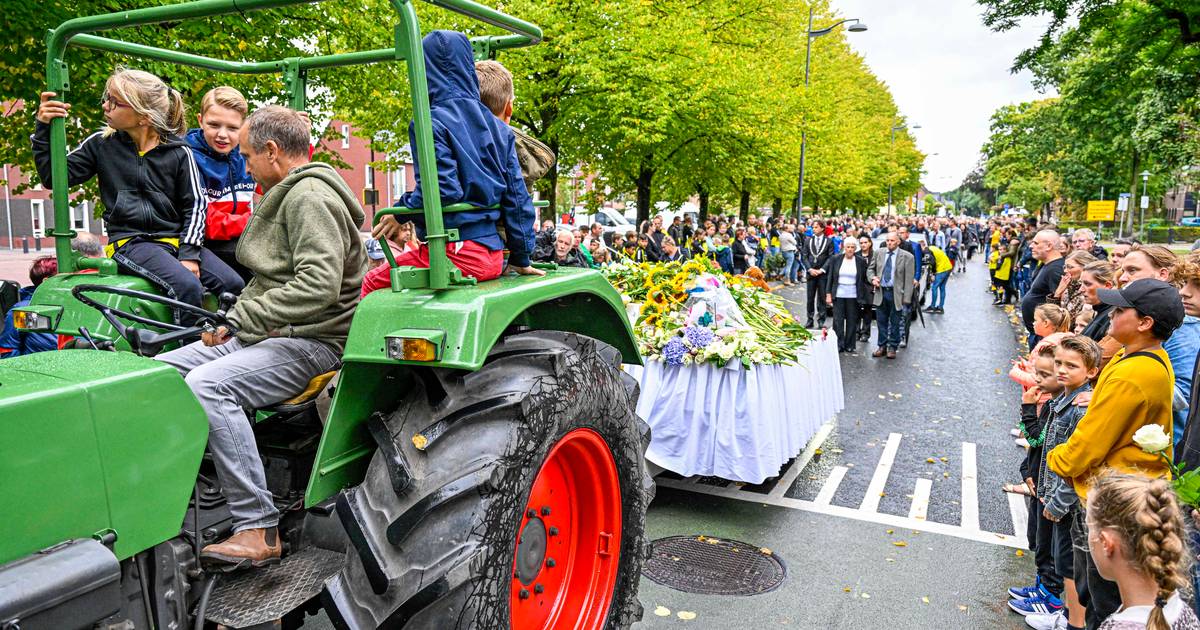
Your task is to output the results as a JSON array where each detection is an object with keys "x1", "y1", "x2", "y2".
[
  {"x1": 1085, "y1": 473, "x2": 1198, "y2": 630},
  {"x1": 32, "y1": 68, "x2": 243, "y2": 323},
  {"x1": 1010, "y1": 303, "x2": 1073, "y2": 390}
]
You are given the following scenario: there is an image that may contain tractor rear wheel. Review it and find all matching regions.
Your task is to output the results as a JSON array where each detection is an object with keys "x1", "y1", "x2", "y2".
[{"x1": 323, "y1": 331, "x2": 652, "y2": 629}]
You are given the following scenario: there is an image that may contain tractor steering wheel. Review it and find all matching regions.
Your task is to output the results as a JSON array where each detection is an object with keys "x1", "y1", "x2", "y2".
[{"x1": 71, "y1": 284, "x2": 236, "y2": 356}]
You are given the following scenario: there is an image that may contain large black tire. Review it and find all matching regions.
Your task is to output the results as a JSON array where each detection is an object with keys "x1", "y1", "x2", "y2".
[{"x1": 323, "y1": 331, "x2": 653, "y2": 629}]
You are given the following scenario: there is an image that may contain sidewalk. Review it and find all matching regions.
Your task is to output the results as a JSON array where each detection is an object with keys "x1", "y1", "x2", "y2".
[{"x1": 0, "y1": 248, "x2": 51, "y2": 283}]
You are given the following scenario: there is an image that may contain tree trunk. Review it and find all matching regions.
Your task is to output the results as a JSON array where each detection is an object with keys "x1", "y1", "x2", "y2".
[
  {"x1": 772, "y1": 197, "x2": 782, "y2": 218},
  {"x1": 698, "y1": 184, "x2": 710, "y2": 223},
  {"x1": 635, "y1": 163, "x2": 653, "y2": 228},
  {"x1": 739, "y1": 186, "x2": 751, "y2": 223},
  {"x1": 1125, "y1": 149, "x2": 1140, "y2": 237},
  {"x1": 543, "y1": 139, "x2": 560, "y2": 224}
]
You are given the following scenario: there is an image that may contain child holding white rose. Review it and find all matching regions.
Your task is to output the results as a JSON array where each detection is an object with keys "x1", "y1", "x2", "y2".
[{"x1": 1047, "y1": 278, "x2": 1184, "y2": 629}]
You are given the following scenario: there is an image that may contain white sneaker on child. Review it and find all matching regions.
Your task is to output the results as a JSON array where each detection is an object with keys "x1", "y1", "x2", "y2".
[
  {"x1": 1024, "y1": 611, "x2": 1067, "y2": 630},
  {"x1": 1010, "y1": 428, "x2": 1023, "y2": 437},
  {"x1": 1015, "y1": 437, "x2": 1030, "y2": 448}
]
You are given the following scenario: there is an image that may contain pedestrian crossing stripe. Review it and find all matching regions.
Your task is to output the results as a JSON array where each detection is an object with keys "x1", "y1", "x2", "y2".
[{"x1": 653, "y1": 424, "x2": 1030, "y2": 550}]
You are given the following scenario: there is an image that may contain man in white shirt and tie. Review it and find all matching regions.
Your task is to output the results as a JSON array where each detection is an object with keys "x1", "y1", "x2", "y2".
[{"x1": 868, "y1": 232, "x2": 915, "y2": 359}]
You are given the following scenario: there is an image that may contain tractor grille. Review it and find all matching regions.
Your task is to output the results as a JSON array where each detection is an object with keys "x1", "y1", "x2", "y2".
[{"x1": 641, "y1": 535, "x2": 787, "y2": 596}]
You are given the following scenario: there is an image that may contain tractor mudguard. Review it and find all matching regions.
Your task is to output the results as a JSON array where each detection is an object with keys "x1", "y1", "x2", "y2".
[
  {"x1": 0, "y1": 350, "x2": 207, "y2": 565},
  {"x1": 305, "y1": 267, "x2": 641, "y2": 508}
]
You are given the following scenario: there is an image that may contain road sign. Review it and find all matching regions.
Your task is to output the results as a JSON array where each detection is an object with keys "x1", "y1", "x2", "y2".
[
  {"x1": 1087, "y1": 200, "x2": 1116, "y2": 221},
  {"x1": 1118, "y1": 196, "x2": 1129, "y2": 212},
  {"x1": 1141, "y1": 195, "x2": 1150, "y2": 209}
]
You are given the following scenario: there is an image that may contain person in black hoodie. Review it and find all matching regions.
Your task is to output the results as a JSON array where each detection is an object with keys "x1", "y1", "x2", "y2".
[{"x1": 33, "y1": 68, "x2": 243, "y2": 324}]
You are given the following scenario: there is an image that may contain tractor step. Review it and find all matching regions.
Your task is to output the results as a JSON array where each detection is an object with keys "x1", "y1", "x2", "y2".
[{"x1": 205, "y1": 547, "x2": 342, "y2": 628}]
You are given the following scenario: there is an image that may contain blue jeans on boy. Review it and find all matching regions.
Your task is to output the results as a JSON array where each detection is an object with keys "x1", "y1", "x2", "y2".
[
  {"x1": 875, "y1": 288, "x2": 903, "y2": 350},
  {"x1": 782, "y1": 250, "x2": 797, "y2": 282},
  {"x1": 929, "y1": 270, "x2": 950, "y2": 309}
]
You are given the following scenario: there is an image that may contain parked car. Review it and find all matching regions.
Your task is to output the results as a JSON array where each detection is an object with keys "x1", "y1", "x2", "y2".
[
  {"x1": 1180, "y1": 217, "x2": 1200, "y2": 227},
  {"x1": 576, "y1": 208, "x2": 635, "y2": 235}
]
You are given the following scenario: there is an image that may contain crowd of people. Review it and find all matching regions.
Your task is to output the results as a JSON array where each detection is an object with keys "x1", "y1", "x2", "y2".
[{"x1": 982, "y1": 213, "x2": 1200, "y2": 630}]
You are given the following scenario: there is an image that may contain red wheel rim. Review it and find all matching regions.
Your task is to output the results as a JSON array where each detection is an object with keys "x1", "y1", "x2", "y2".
[{"x1": 510, "y1": 428, "x2": 622, "y2": 630}]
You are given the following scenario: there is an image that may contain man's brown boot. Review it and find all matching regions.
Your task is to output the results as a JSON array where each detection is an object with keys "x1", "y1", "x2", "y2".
[{"x1": 200, "y1": 527, "x2": 281, "y2": 572}]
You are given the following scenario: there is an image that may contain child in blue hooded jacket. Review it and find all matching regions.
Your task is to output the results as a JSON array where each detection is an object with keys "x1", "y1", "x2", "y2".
[{"x1": 362, "y1": 30, "x2": 541, "y2": 295}]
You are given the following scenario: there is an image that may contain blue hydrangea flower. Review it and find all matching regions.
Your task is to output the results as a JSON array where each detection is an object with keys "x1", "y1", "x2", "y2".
[
  {"x1": 663, "y1": 337, "x2": 688, "y2": 366},
  {"x1": 683, "y1": 326, "x2": 714, "y2": 348}
]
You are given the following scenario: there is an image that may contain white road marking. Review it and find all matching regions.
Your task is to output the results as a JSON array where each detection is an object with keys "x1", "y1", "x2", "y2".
[
  {"x1": 769, "y1": 418, "x2": 837, "y2": 499},
  {"x1": 908, "y1": 478, "x2": 932, "y2": 521},
  {"x1": 860, "y1": 433, "x2": 902, "y2": 512},
  {"x1": 961, "y1": 442, "x2": 980, "y2": 531},
  {"x1": 654, "y1": 476, "x2": 1027, "y2": 549},
  {"x1": 1008, "y1": 490, "x2": 1030, "y2": 548},
  {"x1": 814, "y1": 466, "x2": 848, "y2": 506}
]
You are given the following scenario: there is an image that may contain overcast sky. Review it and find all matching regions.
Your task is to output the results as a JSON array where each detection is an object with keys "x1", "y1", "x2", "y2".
[{"x1": 829, "y1": 0, "x2": 1056, "y2": 192}]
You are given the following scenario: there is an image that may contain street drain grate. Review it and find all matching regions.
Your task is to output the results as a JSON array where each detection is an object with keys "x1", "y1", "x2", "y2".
[{"x1": 641, "y1": 535, "x2": 787, "y2": 596}]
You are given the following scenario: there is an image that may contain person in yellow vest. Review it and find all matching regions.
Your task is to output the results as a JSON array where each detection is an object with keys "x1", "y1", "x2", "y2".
[{"x1": 923, "y1": 242, "x2": 954, "y2": 314}]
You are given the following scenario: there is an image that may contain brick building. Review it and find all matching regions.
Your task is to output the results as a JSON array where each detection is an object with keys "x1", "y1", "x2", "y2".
[
  {"x1": 319, "y1": 120, "x2": 416, "y2": 228},
  {"x1": 0, "y1": 164, "x2": 104, "y2": 251}
]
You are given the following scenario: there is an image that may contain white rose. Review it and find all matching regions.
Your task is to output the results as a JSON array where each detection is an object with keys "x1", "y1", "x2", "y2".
[{"x1": 1133, "y1": 424, "x2": 1171, "y2": 454}]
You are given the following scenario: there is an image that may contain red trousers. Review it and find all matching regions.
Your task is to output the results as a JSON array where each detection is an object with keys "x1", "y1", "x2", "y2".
[{"x1": 361, "y1": 241, "x2": 504, "y2": 297}]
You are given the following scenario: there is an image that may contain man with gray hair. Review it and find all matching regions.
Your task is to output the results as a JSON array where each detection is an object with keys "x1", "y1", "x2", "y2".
[
  {"x1": 1020, "y1": 228, "x2": 1066, "y2": 347},
  {"x1": 157, "y1": 105, "x2": 367, "y2": 570},
  {"x1": 70, "y1": 232, "x2": 103, "y2": 258},
  {"x1": 1070, "y1": 227, "x2": 1107, "y2": 259}
]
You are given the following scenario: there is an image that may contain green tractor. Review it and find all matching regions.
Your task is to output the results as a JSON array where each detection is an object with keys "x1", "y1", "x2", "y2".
[{"x1": 0, "y1": 1, "x2": 653, "y2": 628}]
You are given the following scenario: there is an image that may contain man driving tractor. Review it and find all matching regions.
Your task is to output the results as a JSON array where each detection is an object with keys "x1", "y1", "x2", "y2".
[{"x1": 157, "y1": 105, "x2": 367, "y2": 571}]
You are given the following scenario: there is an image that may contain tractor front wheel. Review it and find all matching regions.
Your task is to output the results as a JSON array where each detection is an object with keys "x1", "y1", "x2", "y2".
[{"x1": 323, "y1": 331, "x2": 652, "y2": 629}]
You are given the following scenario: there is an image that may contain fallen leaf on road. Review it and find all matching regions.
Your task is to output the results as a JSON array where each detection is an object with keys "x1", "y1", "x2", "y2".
[
  {"x1": 894, "y1": 393, "x2": 903, "y2": 398},
  {"x1": 1015, "y1": 550, "x2": 1025, "y2": 557},
  {"x1": 885, "y1": 529, "x2": 894, "y2": 534},
  {"x1": 886, "y1": 558, "x2": 896, "y2": 562},
  {"x1": 925, "y1": 457, "x2": 937, "y2": 463},
  {"x1": 922, "y1": 597, "x2": 930, "y2": 604},
  {"x1": 994, "y1": 368, "x2": 1001, "y2": 374},
  {"x1": 654, "y1": 606, "x2": 671, "y2": 617},
  {"x1": 861, "y1": 593, "x2": 871, "y2": 599},
  {"x1": 892, "y1": 541, "x2": 907, "y2": 547},
  {"x1": 814, "y1": 448, "x2": 823, "y2": 455},
  {"x1": 760, "y1": 547, "x2": 773, "y2": 555},
  {"x1": 939, "y1": 457, "x2": 948, "y2": 462},
  {"x1": 958, "y1": 605, "x2": 969, "y2": 611},
  {"x1": 677, "y1": 611, "x2": 696, "y2": 620},
  {"x1": 943, "y1": 472, "x2": 950, "y2": 478},
  {"x1": 952, "y1": 415, "x2": 962, "y2": 419},
  {"x1": 915, "y1": 383, "x2": 922, "y2": 389},
  {"x1": 878, "y1": 394, "x2": 886, "y2": 399}
]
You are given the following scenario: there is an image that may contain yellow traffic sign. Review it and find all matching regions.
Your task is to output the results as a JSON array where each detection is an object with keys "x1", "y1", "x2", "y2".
[{"x1": 1087, "y1": 200, "x2": 1116, "y2": 221}]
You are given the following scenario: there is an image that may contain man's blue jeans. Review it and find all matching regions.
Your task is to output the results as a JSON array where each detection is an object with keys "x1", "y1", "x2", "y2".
[
  {"x1": 930, "y1": 271, "x2": 950, "y2": 308},
  {"x1": 782, "y1": 250, "x2": 797, "y2": 282},
  {"x1": 875, "y1": 288, "x2": 904, "y2": 350}
]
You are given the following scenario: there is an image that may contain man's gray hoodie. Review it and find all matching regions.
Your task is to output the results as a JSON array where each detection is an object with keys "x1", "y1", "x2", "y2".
[{"x1": 229, "y1": 162, "x2": 367, "y2": 351}]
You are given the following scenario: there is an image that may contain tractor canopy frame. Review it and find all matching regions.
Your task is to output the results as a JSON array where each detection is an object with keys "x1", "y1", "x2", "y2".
[{"x1": 42, "y1": 0, "x2": 542, "y2": 291}]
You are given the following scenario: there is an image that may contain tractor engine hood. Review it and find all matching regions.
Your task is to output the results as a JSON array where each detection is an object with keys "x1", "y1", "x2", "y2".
[{"x1": 0, "y1": 350, "x2": 207, "y2": 565}]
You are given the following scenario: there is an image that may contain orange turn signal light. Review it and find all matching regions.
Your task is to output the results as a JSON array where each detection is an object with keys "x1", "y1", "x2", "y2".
[{"x1": 386, "y1": 337, "x2": 438, "y2": 362}]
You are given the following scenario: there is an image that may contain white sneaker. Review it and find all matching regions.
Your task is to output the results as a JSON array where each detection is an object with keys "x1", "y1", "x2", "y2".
[
  {"x1": 1015, "y1": 437, "x2": 1030, "y2": 448},
  {"x1": 1025, "y1": 611, "x2": 1068, "y2": 630},
  {"x1": 1010, "y1": 428, "x2": 1023, "y2": 437}
]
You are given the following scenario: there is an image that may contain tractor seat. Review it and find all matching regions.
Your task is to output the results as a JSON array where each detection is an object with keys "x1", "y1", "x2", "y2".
[{"x1": 258, "y1": 371, "x2": 338, "y2": 416}]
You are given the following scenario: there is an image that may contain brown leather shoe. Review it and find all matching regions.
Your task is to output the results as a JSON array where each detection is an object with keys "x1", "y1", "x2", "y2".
[
  {"x1": 887, "y1": 350, "x2": 897, "y2": 359},
  {"x1": 200, "y1": 527, "x2": 281, "y2": 572},
  {"x1": 872, "y1": 348, "x2": 886, "y2": 358}
]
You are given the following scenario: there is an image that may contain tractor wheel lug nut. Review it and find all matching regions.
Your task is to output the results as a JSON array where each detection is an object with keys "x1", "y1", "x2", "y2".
[
  {"x1": 526, "y1": 509, "x2": 537, "y2": 519},
  {"x1": 549, "y1": 527, "x2": 559, "y2": 536},
  {"x1": 534, "y1": 584, "x2": 544, "y2": 594},
  {"x1": 519, "y1": 589, "x2": 530, "y2": 600},
  {"x1": 546, "y1": 558, "x2": 556, "y2": 568},
  {"x1": 541, "y1": 506, "x2": 551, "y2": 516}
]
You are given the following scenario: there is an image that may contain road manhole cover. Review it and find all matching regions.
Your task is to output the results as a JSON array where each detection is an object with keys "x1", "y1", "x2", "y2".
[{"x1": 641, "y1": 535, "x2": 787, "y2": 596}]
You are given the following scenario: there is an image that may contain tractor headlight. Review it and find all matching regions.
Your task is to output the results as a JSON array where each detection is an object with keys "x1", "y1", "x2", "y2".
[
  {"x1": 12, "y1": 309, "x2": 52, "y2": 331},
  {"x1": 385, "y1": 329, "x2": 444, "y2": 362}
]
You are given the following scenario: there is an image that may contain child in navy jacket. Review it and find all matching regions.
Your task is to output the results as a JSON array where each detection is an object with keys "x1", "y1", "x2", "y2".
[{"x1": 362, "y1": 30, "x2": 540, "y2": 295}]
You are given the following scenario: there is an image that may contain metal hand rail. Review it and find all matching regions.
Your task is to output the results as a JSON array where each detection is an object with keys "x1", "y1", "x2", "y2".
[{"x1": 43, "y1": 0, "x2": 541, "y2": 291}]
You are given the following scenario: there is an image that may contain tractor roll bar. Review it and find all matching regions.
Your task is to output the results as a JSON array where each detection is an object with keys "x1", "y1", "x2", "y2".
[{"x1": 44, "y1": 0, "x2": 541, "y2": 290}]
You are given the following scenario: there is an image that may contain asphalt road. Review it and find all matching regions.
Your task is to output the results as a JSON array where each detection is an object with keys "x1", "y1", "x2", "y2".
[{"x1": 634, "y1": 258, "x2": 1034, "y2": 629}]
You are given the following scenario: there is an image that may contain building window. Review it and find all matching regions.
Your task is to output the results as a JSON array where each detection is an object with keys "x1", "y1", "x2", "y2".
[
  {"x1": 365, "y1": 165, "x2": 374, "y2": 189},
  {"x1": 30, "y1": 199, "x2": 45, "y2": 238},
  {"x1": 341, "y1": 124, "x2": 350, "y2": 149},
  {"x1": 73, "y1": 201, "x2": 89, "y2": 231},
  {"x1": 391, "y1": 166, "x2": 406, "y2": 198}
]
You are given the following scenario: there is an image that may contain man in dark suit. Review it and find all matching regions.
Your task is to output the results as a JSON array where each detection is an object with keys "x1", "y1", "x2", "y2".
[{"x1": 802, "y1": 220, "x2": 834, "y2": 328}]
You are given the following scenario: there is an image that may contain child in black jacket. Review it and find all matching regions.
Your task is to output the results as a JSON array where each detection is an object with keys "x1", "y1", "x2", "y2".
[{"x1": 32, "y1": 68, "x2": 242, "y2": 324}]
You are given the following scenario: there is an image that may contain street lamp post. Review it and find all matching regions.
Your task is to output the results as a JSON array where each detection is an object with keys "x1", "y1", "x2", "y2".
[
  {"x1": 795, "y1": 9, "x2": 866, "y2": 217},
  {"x1": 1140, "y1": 170, "x2": 1151, "y2": 241},
  {"x1": 887, "y1": 122, "x2": 919, "y2": 215}
]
